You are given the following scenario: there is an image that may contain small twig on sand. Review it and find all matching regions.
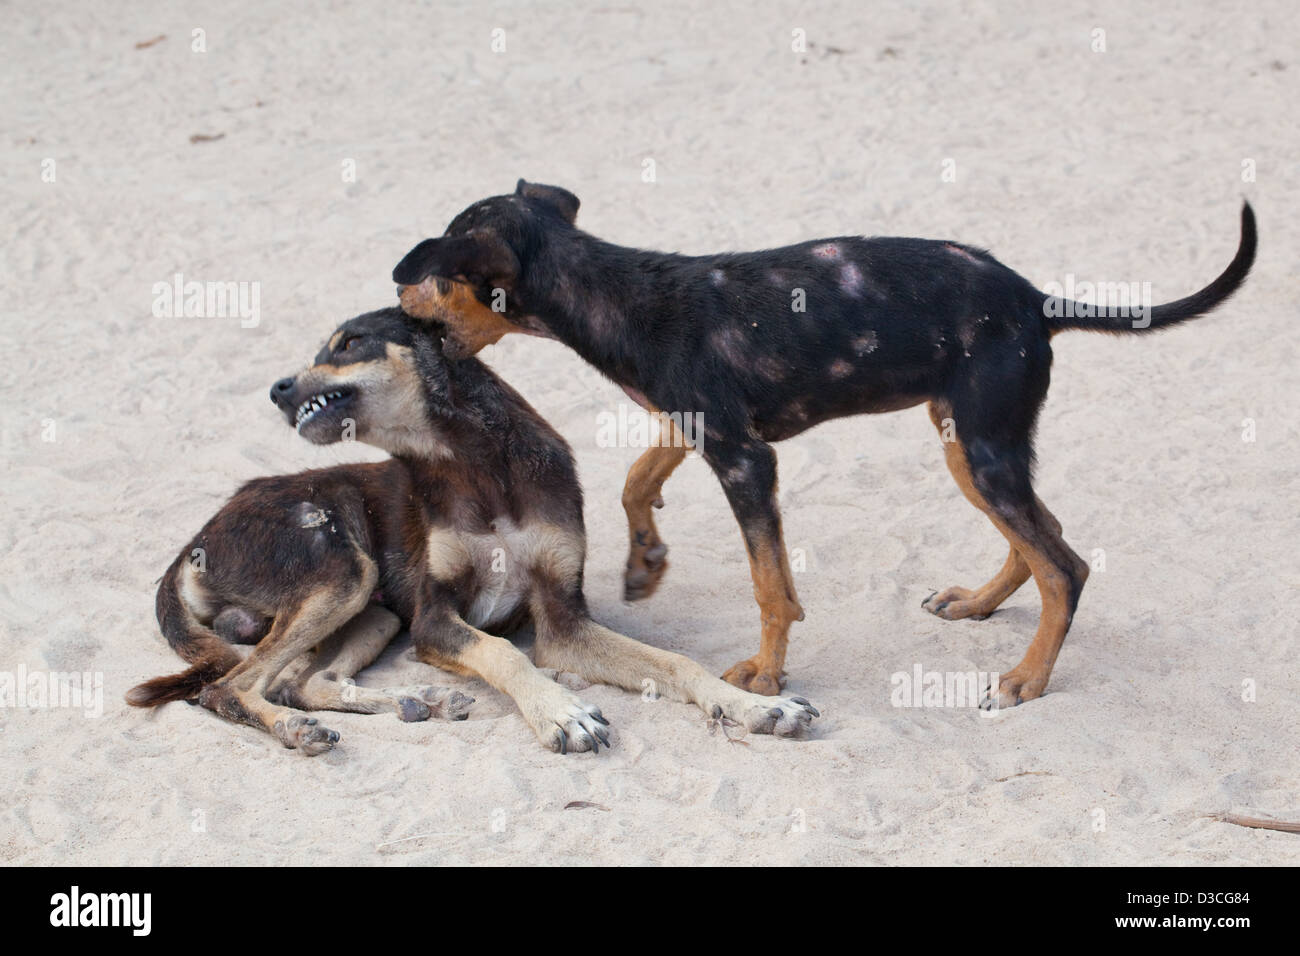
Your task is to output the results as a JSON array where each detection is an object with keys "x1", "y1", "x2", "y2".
[
  {"x1": 1212, "y1": 812, "x2": 1300, "y2": 834},
  {"x1": 706, "y1": 714, "x2": 749, "y2": 745}
]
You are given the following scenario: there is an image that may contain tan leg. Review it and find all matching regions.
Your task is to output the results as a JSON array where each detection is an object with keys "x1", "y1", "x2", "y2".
[
  {"x1": 532, "y1": 601, "x2": 818, "y2": 738},
  {"x1": 412, "y1": 612, "x2": 608, "y2": 753},
  {"x1": 200, "y1": 565, "x2": 376, "y2": 754},
  {"x1": 721, "y1": 527, "x2": 804, "y2": 697},
  {"x1": 273, "y1": 605, "x2": 474, "y2": 722},
  {"x1": 621, "y1": 424, "x2": 688, "y2": 600},
  {"x1": 929, "y1": 403, "x2": 1088, "y2": 707}
]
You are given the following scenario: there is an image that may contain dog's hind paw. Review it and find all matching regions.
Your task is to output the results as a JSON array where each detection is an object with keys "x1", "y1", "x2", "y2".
[
  {"x1": 980, "y1": 669, "x2": 1047, "y2": 711},
  {"x1": 421, "y1": 686, "x2": 475, "y2": 721},
  {"x1": 390, "y1": 685, "x2": 475, "y2": 721},
  {"x1": 274, "y1": 714, "x2": 340, "y2": 756},
  {"x1": 922, "y1": 587, "x2": 992, "y2": 621}
]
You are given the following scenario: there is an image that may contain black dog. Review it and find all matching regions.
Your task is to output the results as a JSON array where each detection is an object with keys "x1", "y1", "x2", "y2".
[
  {"x1": 127, "y1": 307, "x2": 818, "y2": 753},
  {"x1": 392, "y1": 181, "x2": 1256, "y2": 706}
]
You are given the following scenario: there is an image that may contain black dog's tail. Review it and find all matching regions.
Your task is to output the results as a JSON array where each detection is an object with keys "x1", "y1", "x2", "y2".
[
  {"x1": 125, "y1": 557, "x2": 242, "y2": 708},
  {"x1": 1043, "y1": 202, "x2": 1256, "y2": 335}
]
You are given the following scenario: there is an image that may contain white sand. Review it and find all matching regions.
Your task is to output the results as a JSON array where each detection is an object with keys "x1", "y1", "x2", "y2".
[{"x1": 2, "y1": 0, "x2": 1297, "y2": 865}]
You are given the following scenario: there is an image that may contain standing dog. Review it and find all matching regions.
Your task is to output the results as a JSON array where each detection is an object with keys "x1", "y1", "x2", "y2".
[
  {"x1": 127, "y1": 308, "x2": 818, "y2": 754},
  {"x1": 392, "y1": 181, "x2": 1256, "y2": 706}
]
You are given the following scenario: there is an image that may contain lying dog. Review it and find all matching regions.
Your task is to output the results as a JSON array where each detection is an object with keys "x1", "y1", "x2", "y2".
[
  {"x1": 392, "y1": 181, "x2": 1256, "y2": 706},
  {"x1": 126, "y1": 307, "x2": 818, "y2": 754}
]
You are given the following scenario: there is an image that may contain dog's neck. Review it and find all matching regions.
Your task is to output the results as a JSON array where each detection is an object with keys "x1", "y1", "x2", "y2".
[
  {"x1": 521, "y1": 231, "x2": 693, "y2": 395},
  {"x1": 394, "y1": 358, "x2": 567, "y2": 509}
]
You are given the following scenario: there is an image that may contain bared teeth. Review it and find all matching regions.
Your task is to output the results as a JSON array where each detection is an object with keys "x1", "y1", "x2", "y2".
[{"x1": 294, "y1": 391, "x2": 347, "y2": 428}]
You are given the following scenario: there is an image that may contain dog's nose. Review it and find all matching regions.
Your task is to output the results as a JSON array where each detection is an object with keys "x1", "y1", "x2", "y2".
[{"x1": 270, "y1": 377, "x2": 295, "y2": 404}]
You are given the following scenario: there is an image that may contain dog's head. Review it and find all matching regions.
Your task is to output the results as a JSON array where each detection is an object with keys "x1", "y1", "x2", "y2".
[
  {"x1": 392, "y1": 179, "x2": 580, "y2": 358},
  {"x1": 269, "y1": 307, "x2": 457, "y2": 457}
]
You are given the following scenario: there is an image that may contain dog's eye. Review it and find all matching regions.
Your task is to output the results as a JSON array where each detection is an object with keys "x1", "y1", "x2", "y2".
[{"x1": 341, "y1": 336, "x2": 360, "y2": 351}]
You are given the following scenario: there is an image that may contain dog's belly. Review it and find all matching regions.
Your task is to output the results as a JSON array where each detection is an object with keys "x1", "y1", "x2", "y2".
[{"x1": 754, "y1": 388, "x2": 930, "y2": 442}]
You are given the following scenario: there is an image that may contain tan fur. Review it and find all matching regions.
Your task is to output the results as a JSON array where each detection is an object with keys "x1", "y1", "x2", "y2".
[
  {"x1": 295, "y1": 344, "x2": 449, "y2": 459},
  {"x1": 722, "y1": 532, "x2": 804, "y2": 697},
  {"x1": 621, "y1": 415, "x2": 688, "y2": 600},
  {"x1": 398, "y1": 278, "x2": 515, "y2": 356}
]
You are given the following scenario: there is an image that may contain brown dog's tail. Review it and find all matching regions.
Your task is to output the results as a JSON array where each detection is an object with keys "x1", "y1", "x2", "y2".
[
  {"x1": 125, "y1": 557, "x2": 242, "y2": 708},
  {"x1": 1043, "y1": 202, "x2": 1256, "y2": 335}
]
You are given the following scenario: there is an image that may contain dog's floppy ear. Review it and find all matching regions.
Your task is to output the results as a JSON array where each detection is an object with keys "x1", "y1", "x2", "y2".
[
  {"x1": 392, "y1": 233, "x2": 519, "y2": 289},
  {"x1": 515, "y1": 179, "x2": 580, "y2": 224}
]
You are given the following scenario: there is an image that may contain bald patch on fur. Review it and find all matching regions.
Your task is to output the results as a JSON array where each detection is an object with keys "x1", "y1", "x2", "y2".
[
  {"x1": 710, "y1": 325, "x2": 750, "y2": 365},
  {"x1": 839, "y1": 262, "x2": 864, "y2": 297},
  {"x1": 944, "y1": 243, "x2": 982, "y2": 265}
]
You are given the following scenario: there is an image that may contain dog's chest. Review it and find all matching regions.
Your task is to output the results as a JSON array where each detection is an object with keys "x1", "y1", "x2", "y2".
[{"x1": 425, "y1": 519, "x2": 549, "y2": 629}]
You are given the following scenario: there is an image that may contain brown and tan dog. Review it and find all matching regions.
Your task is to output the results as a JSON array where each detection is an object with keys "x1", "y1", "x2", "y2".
[{"x1": 127, "y1": 308, "x2": 819, "y2": 754}]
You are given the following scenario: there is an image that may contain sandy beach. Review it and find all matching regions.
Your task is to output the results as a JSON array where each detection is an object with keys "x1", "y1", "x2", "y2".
[{"x1": 1, "y1": 0, "x2": 1297, "y2": 865}]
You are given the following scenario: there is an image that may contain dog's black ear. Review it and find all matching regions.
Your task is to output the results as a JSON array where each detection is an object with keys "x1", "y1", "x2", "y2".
[
  {"x1": 515, "y1": 179, "x2": 580, "y2": 224},
  {"x1": 392, "y1": 234, "x2": 519, "y2": 289}
]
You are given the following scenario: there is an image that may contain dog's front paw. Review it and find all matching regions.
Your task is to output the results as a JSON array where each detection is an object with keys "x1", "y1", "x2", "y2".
[
  {"x1": 707, "y1": 694, "x2": 819, "y2": 738},
  {"x1": 521, "y1": 684, "x2": 610, "y2": 754},
  {"x1": 742, "y1": 696, "x2": 820, "y2": 736},
  {"x1": 624, "y1": 540, "x2": 669, "y2": 601},
  {"x1": 721, "y1": 657, "x2": 785, "y2": 697},
  {"x1": 274, "y1": 714, "x2": 340, "y2": 756}
]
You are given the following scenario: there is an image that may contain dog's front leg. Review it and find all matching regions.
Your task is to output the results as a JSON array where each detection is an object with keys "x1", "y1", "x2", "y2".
[
  {"x1": 410, "y1": 607, "x2": 608, "y2": 753},
  {"x1": 531, "y1": 589, "x2": 818, "y2": 738},
  {"x1": 621, "y1": 438, "x2": 687, "y2": 601},
  {"x1": 704, "y1": 438, "x2": 804, "y2": 696}
]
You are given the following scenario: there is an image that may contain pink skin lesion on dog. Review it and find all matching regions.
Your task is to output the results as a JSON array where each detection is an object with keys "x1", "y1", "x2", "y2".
[
  {"x1": 851, "y1": 331, "x2": 879, "y2": 356},
  {"x1": 839, "y1": 262, "x2": 865, "y2": 297},
  {"x1": 944, "y1": 243, "x2": 982, "y2": 265},
  {"x1": 811, "y1": 243, "x2": 842, "y2": 260},
  {"x1": 829, "y1": 358, "x2": 853, "y2": 379}
]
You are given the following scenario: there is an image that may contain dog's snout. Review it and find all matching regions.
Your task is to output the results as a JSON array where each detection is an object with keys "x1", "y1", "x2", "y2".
[{"x1": 270, "y1": 377, "x2": 296, "y2": 405}]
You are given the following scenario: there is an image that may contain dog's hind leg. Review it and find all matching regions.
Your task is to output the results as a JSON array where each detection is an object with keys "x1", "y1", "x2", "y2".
[
  {"x1": 199, "y1": 560, "x2": 377, "y2": 754},
  {"x1": 273, "y1": 605, "x2": 474, "y2": 722},
  {"x1": 935, "y1": 405, "x2": 1089, "y2": 707},
  {"x1": 922, "y1": 402, "x2": 1039, "y2": 620},
  {"x1": 621, "y1": 420, "x2": 688, "y2": 601}
]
